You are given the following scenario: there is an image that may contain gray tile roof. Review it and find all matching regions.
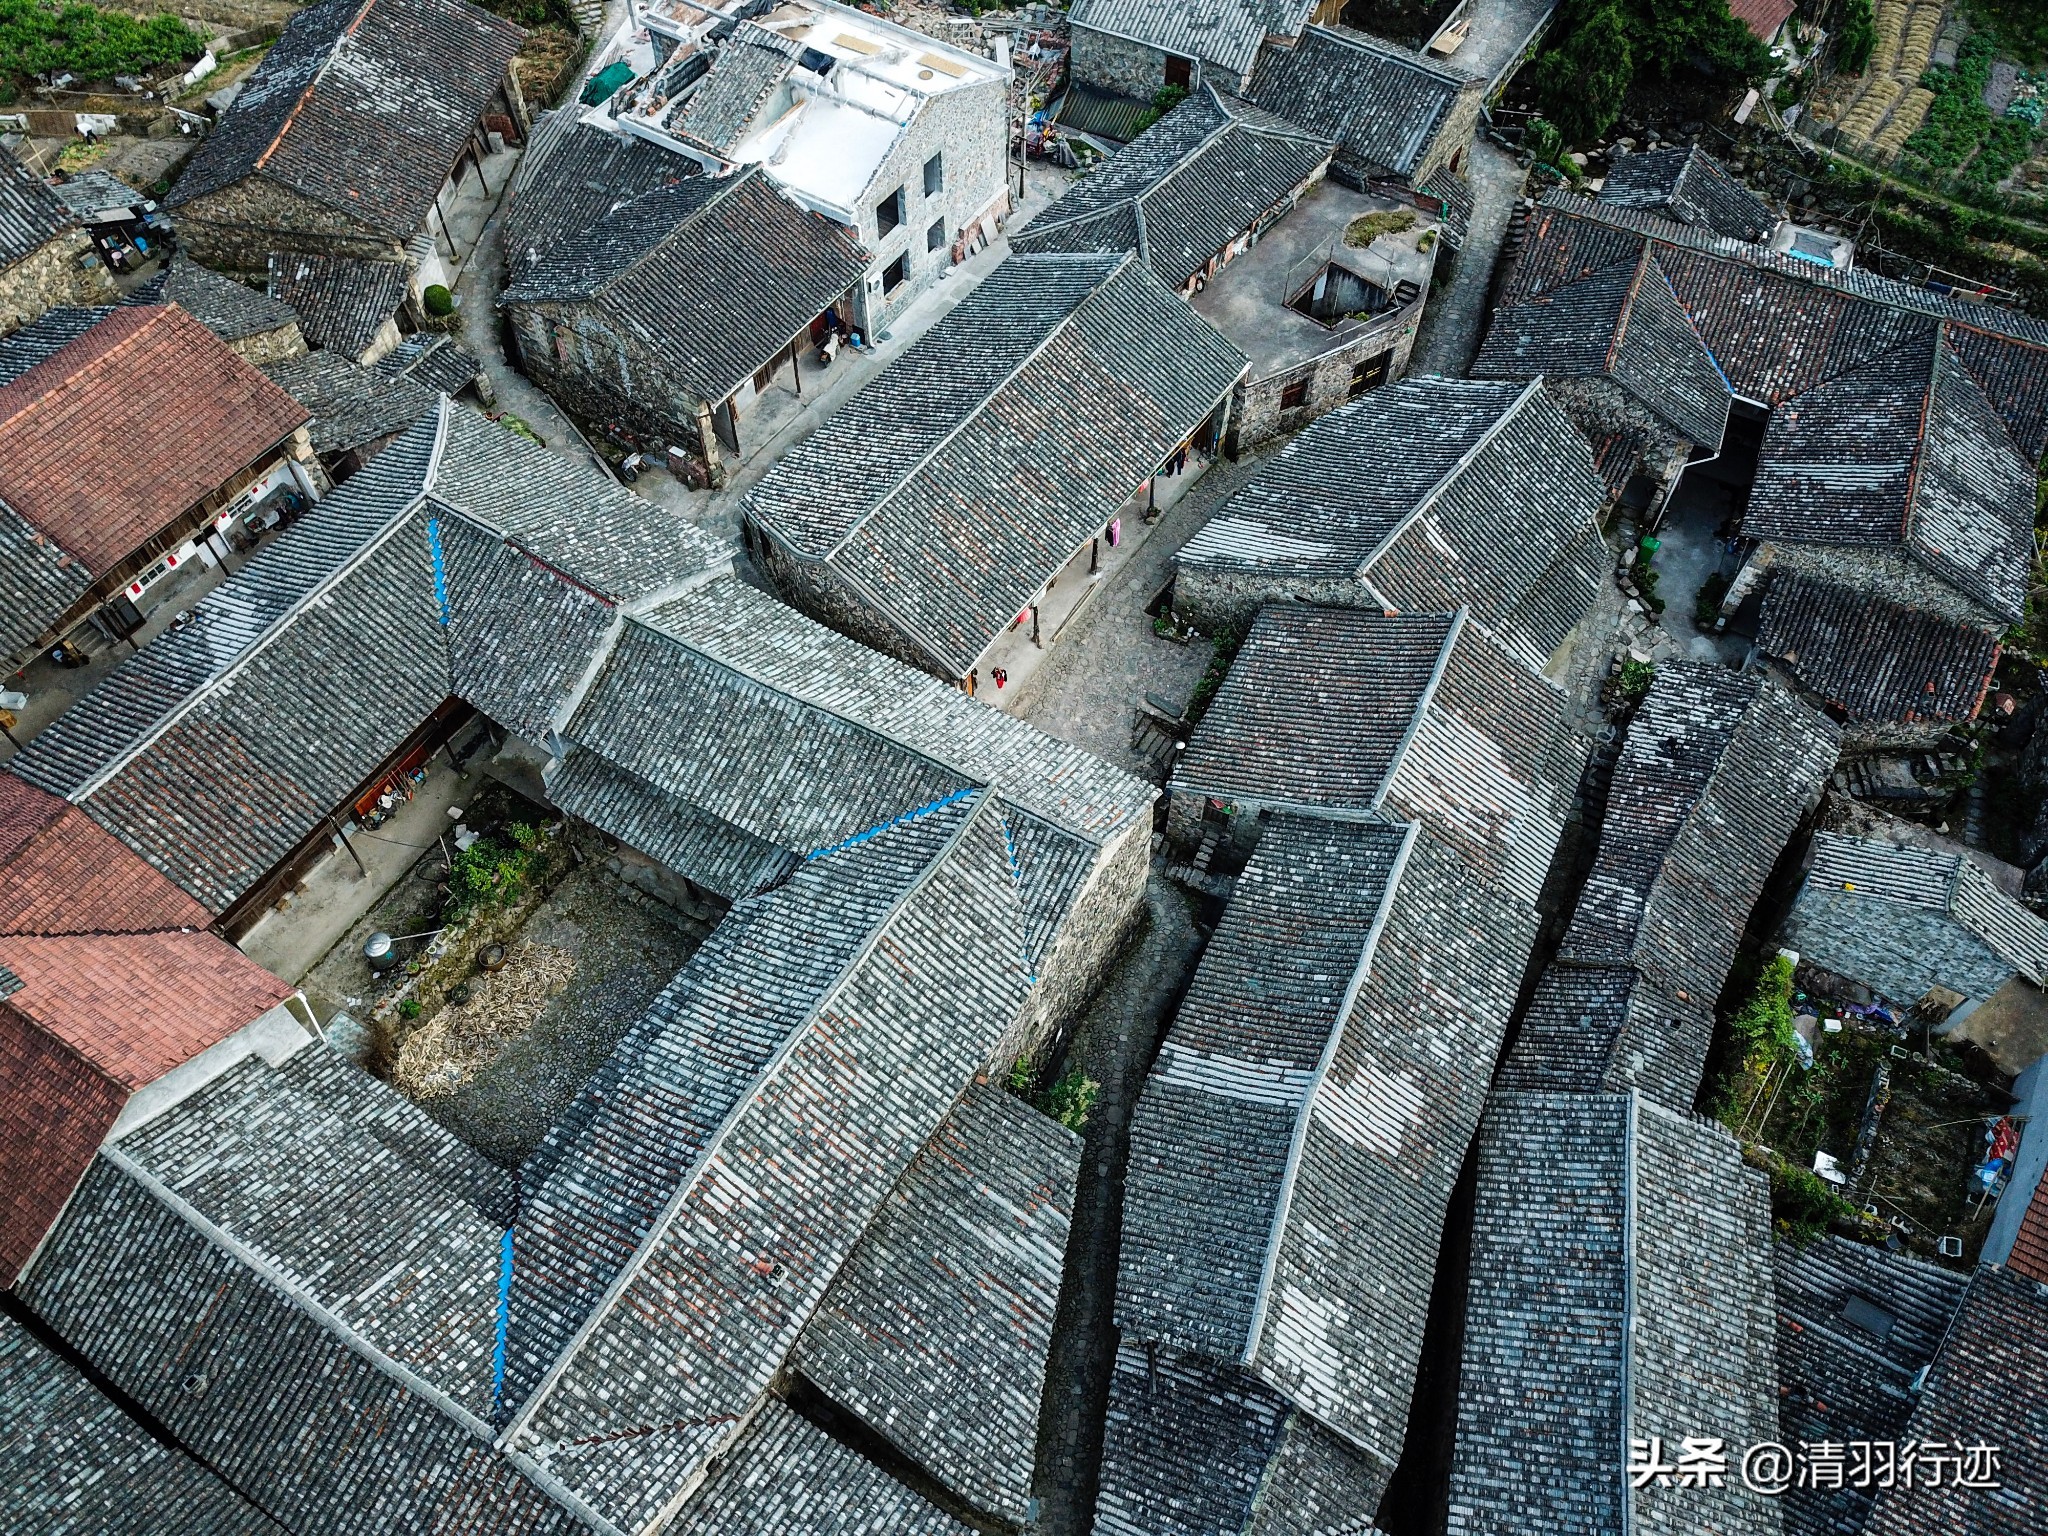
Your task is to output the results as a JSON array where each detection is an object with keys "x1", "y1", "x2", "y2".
[
  {"x1": 501, "y1": 115, "x2": 694, "y2": 284},
  {"x1": 166, "y1": 0, "x2": 522, "y2": 240},
  {"x1": 1176, "y1": 375, "x2": 1611, "y2": 671},
  {"x1": 9, "y1": 402, "x2": 725, "y2": 913},
  {"x1": 157, "y1": 254, "x2": 303, "y2": 344},
  {"x1": 501, "y1": 169, "x2": 867, "y2": 406},
  {"x1": 664, "y1": 1400, "x2": 971, "y2": 1535},
  {"x1": 1013, "y1": 85, "x2": 1333, "y2": 290},
  {"x1": 261, "y1": 347, "x2": 438, "y2": 457},
  {"x1": 1096, "y1": 1342, "x2": 1388, "y2": 1536},
  {"x1": 1474, "y1": 248, "x2": 1735, "y2": 450},
  {"x1": 791, "y1": 1082, "x2": 1079, "y2": 1523},
  {"x1": 1503, "y1": 191, "x2": 2048, "y2": 459},
  {"x1": 1749, "y1": 328, "x2": 2035, "y2": 622},
  {"x1": 1598, "y1": 145, "x2": 1777, "y2": 244},
  {"x1": 1071, "y1": 0, "x2": 1316, "y2": 81},
  {"x1": 1758, "y1": 573, "x2": 2000, "y2": 725},
  {"x1": 499, "y1": 792, "x2": 1034, "y2": 1532},
  {"x1": 1503, "y1": 663, "x2": 1839, "y2": 1110},
  {"x1": 1120, "y1": 815, "x2": 1537, "y2": 1476},
  {"x1": 16, "y1": 1045, "x2": 569, "y2": 1534},
  {"x1": 1774, "y1": 1236, "x2": 1967, "y2": 1536},
  {"x1": 1862, "y1": 1264, "x2": 2048, "y2": 1536},
  {"x1": 1171, "y1": 605, "x2": 1585, "y2": 904},
  {"x1": 664, "y1": 25, "x2": 801, "y2": 158},
  {"x1": 1246, "y1": 26, "x2": 1473, "y2": 179},
  {"x1": 0, "y1": 499, "x2": 92, "y2": 658},
  {"x1": 0, "y1": 144, "x2": 76, "y2": 269},
  {"x1": 48, "y1": 169, "x2": 145, "y2": 221},
  {"x1": 373, "y1": 333, "x2": 484, "y2": 396},
  {"x1": 1446, "y1": 1090, "x2": 1781, "y2": 1536},
  {"x1": 0, "y1": 1313, "x2": 278, "y2": 1534},
  {"x1": 266, "y1": 252, "x2": 407, "y2": 361},
  {"x1": 0, "y1": 306, "x2": 113, "y2": 388},
  {"x1": 1781, "y1": 829, "x2": 2048, "y2": 1008},
  {"x1": 748, "y1": 250, "x2": 1246, "y2": 677}
]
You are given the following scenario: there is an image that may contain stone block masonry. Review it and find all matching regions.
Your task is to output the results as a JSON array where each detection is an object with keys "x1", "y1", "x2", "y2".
[{"x1": 0, "y1": 230, "x2": 115, "y2": 335}]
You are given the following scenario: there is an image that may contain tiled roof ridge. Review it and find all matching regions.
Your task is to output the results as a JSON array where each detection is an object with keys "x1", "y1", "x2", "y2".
[
  {"x1": 612, "y1": 609, "x2": 1036, "y2": 836},
  {"x1": 1240, "y1": 817, "x2": 1421, "y2": 1372},
  {"x1": 820, "y1": 250, "x2": 1139, "y2": 560},
  {"x1": 1617, "y1": 1086, "x2": 1639, "y2": 1492},
  {"x1": 1023, "y1": 90, "x2": 1237, "y2": 242},
  {"x1": 498, "y1": 788, "x2": 1012, "y2": 1444},
  {"x1": 1539, "y1": 189, "x2": 2048, "y2": 348},
  {"x1": 0, "y1": 306, "x2": 178, "y2": 440},
  {"x1": 1603, "y1": 245, "x2": 1654, "y2": 375},
  {"x1": 1356, "y1": 377, "x2": 1546, "y2": 578},
  {"x1": 65, "y1": 401, "x2": 448, "y2": 805},
  {"x1": 251, "y1": 0, "x2": 373, "y2": 178},
  {"x1": 1648, "y1": 253, "x2": 1739, "y2": 398},
  {"x1": 1298, "y1": 21, "x2": 1477, "y2": 88},
  {"x1": 1898, "y1": 327, "x2": 1944, "y2": 550},
  {"x1": 1371, "y1": 606, "x2": 1467, "y2": 810},
  {"x1": 100, "y1": 1135, "x2": 501, "y2": 1441}
]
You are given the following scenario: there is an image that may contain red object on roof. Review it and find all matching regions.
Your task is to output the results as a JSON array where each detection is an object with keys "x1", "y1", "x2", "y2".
[
  {"x1": 0, "y1": 305, "x2": 308, "y2": 573},
  {"x1": 0, "y1": 771, "x2": 293, "y2": 1282},
  {"x1": 1726, "y1": 0, "x2": 1795, "y2": 43}
]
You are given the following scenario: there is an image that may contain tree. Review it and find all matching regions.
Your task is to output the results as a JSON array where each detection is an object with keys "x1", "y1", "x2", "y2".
[
  {"x1": 1536, "y1": 0, "x2": 1634, "y2": 145},
  {"x1": 1835, "y1": 0, "x2": 1876, "y2": 74}
]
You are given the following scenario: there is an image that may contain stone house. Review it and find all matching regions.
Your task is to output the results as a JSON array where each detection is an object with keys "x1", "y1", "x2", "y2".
[
  {"x1": 266, "y1": 252, "x2": 410, "y2": 365},
  {"x1": 1173, "y1": 374, "x2": 1613, "y2": 676},
  {"x1": 1479, "y1": 191, "x2": 2048, "y2": 738},
  {"x1": 501, "y1": 165, "x2": 866, "y2": 476},
  {"x1": 150, "y1": 254, "x2": 307, "y2": 366},
  {"x1": 1067, "y1": 0, "x2": 1342, "y2": 98},
  {"x1": 1014, "y1": 84, "x2": 1438, "y2": 453},
  {"x1": 165, "y1": 0, "x2": 525, "y2": 293},
  {"x1": 601, "y1": 0, "x2": 1007, "y2": 338},
  {"x1": 0, "y1": 305, "x2": 316, "y2": 672},
  {"x1": 0, "y1": 146, "x2": 115, "y2": 336},
  {"x1": 745, "y1": 249, "x2": 1247, "y2": 684}
]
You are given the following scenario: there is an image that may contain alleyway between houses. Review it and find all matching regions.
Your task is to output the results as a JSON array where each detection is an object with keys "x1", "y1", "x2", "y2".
[{"x1": 1410, "y1": 141, "x2": 1526, "y2": 378}]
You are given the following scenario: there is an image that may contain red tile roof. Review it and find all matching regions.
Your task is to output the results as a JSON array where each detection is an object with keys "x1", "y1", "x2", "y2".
[
  {"x1": 0, "y1": 1005, "x2": 124, "y2": 1281},
  {"x1": 2011, "y1": 1174, "x2": 2048, "y2": 1286},
  {"x1": 1727, "y1": 0, "x2": 1795, "y2": 42},
  {"x1": 0, "y1": 305, "x2": 308, "y2": 573},
  {"x1": 0, "y1": 767, "x2": 293, "y2": 1283},
  {"x1": 0, "y1": 776, "x2": 209, "y2": 936}
]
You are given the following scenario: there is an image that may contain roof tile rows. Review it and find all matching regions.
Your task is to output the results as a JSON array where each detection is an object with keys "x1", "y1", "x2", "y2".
[
  {"x1": 0, "y1": 1314, "x2": 277, "y2": 1534},
  {"x1": 168, "y1": 0, "x2": 522, "y2": 240},
  {"x1": 1447, "y1": 1091, "x2": 1782, "y2": 1536},
  {"x1": 1071, "y1": 0, "x2": 1316, "y2": 82},
  {"x1": 1503, "y1": 663, "x2": 1839, "y2": 1111},
  {"x1": 1758, "y1": 573, "x2": 1999, "y2": 725},
  {"x1": 0, "y1": 144, "x2": 78, "y2": 269},
  {"x1": 0, "y1": 774, "x2": 290, "y2": 1282},
  {"x1": 1013, "y1": 85, "x2": 1333, "y2": 291},
  {"x1": 1246, "y1": 26, "x2": 1473, "y2": 179},
  {"x1": 1597, "y1": 144, "x2": 1777, "y2": 243},
  {"x1": 1176, "y1": 375, "x2": 1612, "y2": 672},
  {"x1": 0, "y1": 305, "x2": 307, "y2": 572},
  {"x1": 266, "y1": 252, "x2": 408, "y2": 361},
  {"x1": 502, "y1": 168, "x2": 867, "y2": 406},
  {"x1": 749, "y1": 250, "x2": 1246, "y2": 677},
  {"x1": 1781, "y1": 827, "x2": 2048, "y2": 1007}
]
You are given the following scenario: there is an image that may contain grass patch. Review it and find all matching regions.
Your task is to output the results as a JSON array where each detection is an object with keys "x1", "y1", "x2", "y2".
[
  {"x1": 1039, "y1": 1069, "x2": 1100, "y2": 1132},
  {"x1": 447, "y1": 824, "x2": 545, "y2": 920},
  {"x1": 1344, "y1": 209, "x2": 1418, "y2": 247}
]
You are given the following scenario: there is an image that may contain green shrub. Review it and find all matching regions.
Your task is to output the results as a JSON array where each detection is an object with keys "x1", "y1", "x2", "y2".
[
  {"x1": 1615, "y1": 657, "x2": 1655, "y2": 704},
  {"x1": 1131, "y1": 82, "x2": 1189, "y2": 136},
  {"x1": 423, "y1": 284, "x2": 455, "y2": 317},
  {"x1": 1040, "y1": 1069, "x2": 1100, "y2": 1132},
  {"x1": 1006, "y1": 1054, "x2": 1033, "y2": 1094},
  {"x1": 1534, "y1": 0, "x2": 1770, "y2": 146},
  {"x1": 398, "y1": 997, "x2": 422, "y2": 1020},
  {"x1": 0, "y1": 0, "x2": 205, "y2": 90},
  {"x1": 1767, "y1": 1156, "x2": 1859, "y2": 1242},
  {"x1": 1836, "y1": 0, "x2": 1876, "y2": 73},
  {"x1": 446, "y1": 828, "x2": 541, "y2": 917},
  {"x1": 1693, "y1": 570, "x2": 1731, "y2": 627}
]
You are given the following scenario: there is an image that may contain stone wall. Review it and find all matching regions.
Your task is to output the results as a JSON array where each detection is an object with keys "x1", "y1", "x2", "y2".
[
  {"x1": 749, "y1": 527, "x2": 950, "y2": 679},
  {"x1": 1229, "y1": 303, "x2": 1419, "y2": 455},
  {"x1": 0, "y1": 229, "x2": 115, "y2": 336},
  {"x1": 1543, "y1": 376, "x2": 1692, "y2": 506},
  {"x1": 1070, "y1": 25, "x2": 1175, "y2": 100},
  {"x1": 1172, "y1": 568, "x2": 1377, "y2": 637},
  {"x1": 173, "y1": 176, "x2": 407, "y2": 275},
  {"x1": 1735, "y1": 539, "x2": 2008, "y2": 630},
  {"x1": 1413, "y1": 80, "x2": 1487, "y2": 185},
  {"x1": 508, "y1": 299, "x2": 714, "y2": 469},
  {"x1": 850, "y1": 75, "x2": 1008, "y2": 337},
  {"x1": 227, "y1": 318, "x2": 309, "y2": 367}
]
